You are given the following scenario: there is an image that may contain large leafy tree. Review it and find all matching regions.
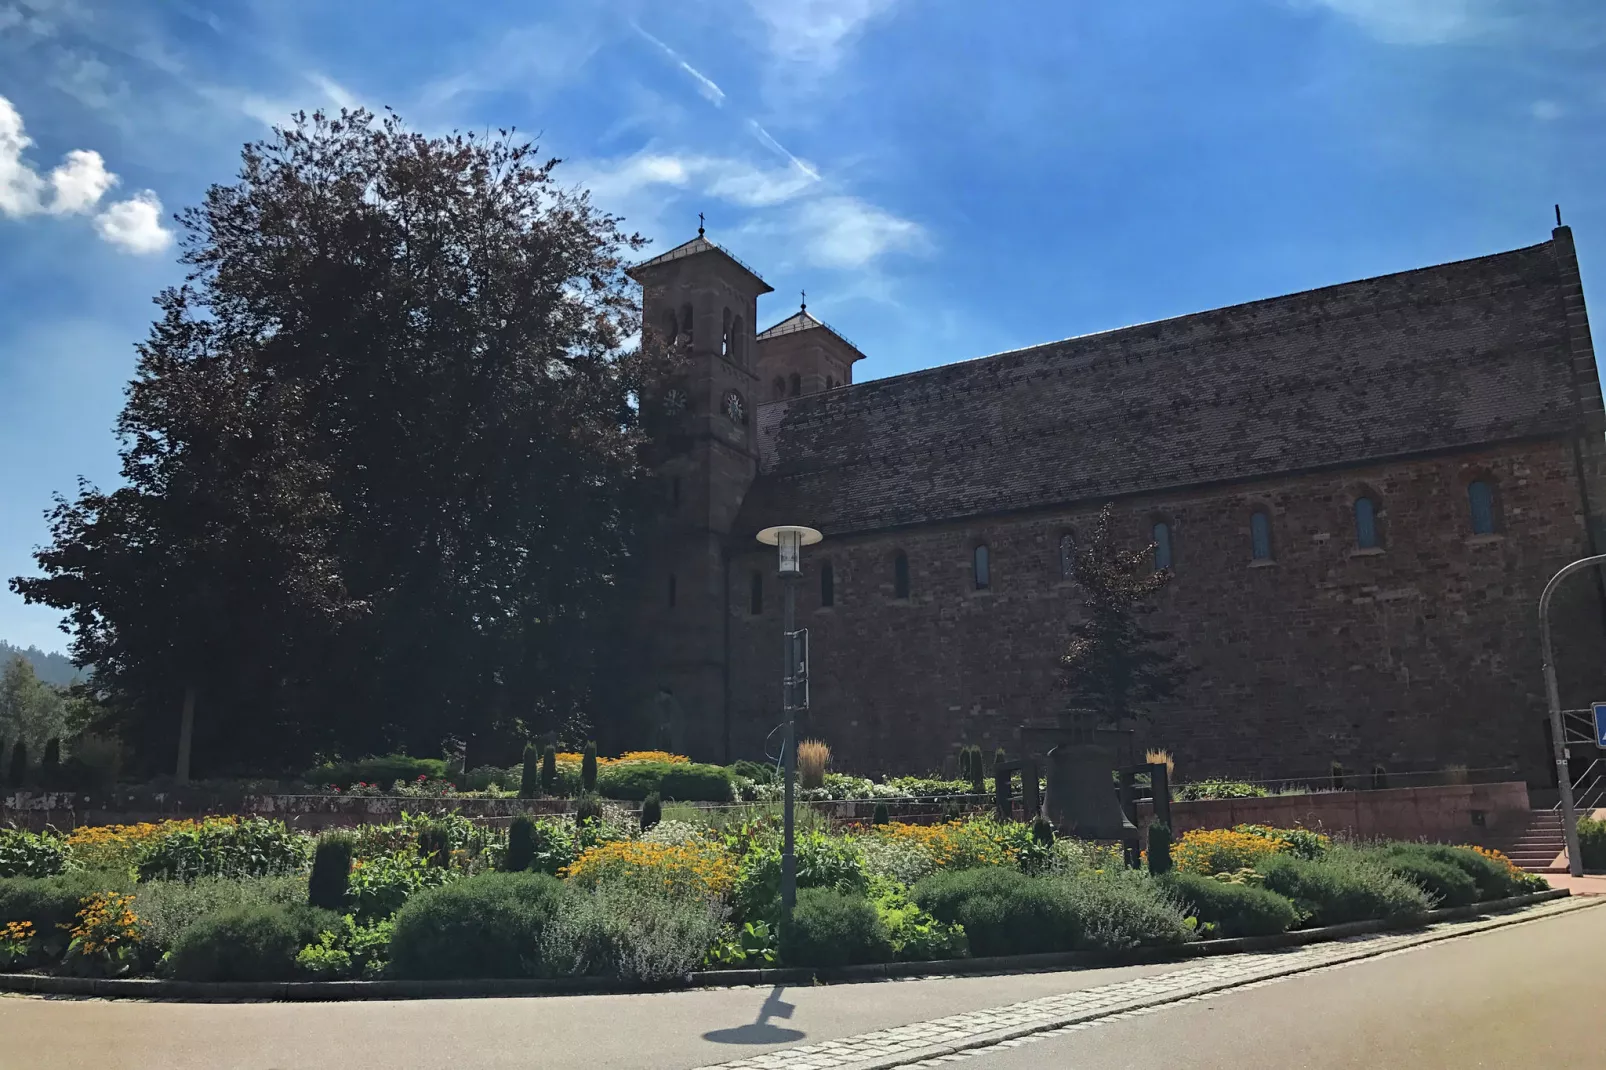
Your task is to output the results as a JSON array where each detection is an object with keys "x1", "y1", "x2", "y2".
[
  {"x1": 1059, "y1": 504, "x2": 1188, "y2": 726},
  {"x1": 12, "y1": 110, "x2": 660, "y2": 773},
  {"x1": 0, "y1": 655, "x2": 67, "y2": 762}
]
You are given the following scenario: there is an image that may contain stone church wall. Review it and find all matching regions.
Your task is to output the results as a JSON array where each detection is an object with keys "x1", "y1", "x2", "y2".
[{"x1": 724, "y1": 438, "x2": 1606, "y2": 783}]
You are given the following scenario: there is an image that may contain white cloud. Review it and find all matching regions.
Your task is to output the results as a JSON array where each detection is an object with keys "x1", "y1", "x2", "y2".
[
  {"x1": 749, "y1": 0, "x2": 899, "y2": 66},
  {"x1": 307, "y1": 73, "x2": 360, "y2": 113},
  {"x1": 791, "y1": 196, "x2": 926, "y2": 269},
  {"x1": 1531, "y1": 99, "x2": 1563, "y2": 121},
  {"x1": 93, "y1": 190, "x2": 171, "y2": 254},
  {"x1": 0, "y1": 94, "x2": 170, "y2": 253},
  {"x1": 0, "y1": 95, "x2": 46, "y2": 216},
  {"x1": 1295, "y1": 0, "x2": 1493, "y2": 45},
  {"x1": 634, "y1": 25, "x2": 726, "y2": 106},
  {"x1": 47, "y1": 148, "x2": 116, "y2": 214},
  {"x1": 573, "y1": 149, "x2": 820, "y2": 210}
]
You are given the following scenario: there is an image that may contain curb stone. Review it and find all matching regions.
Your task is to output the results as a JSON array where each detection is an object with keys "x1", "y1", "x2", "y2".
[{"x1": 0, "y1": 887, "x2": 1576, "y2": 1003}]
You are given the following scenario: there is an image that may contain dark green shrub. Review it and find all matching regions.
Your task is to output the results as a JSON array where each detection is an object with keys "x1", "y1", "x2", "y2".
[
  {"x1": 911, "y1": 868, "x2": 1190, "y2": 956},
  {"x1": 783, "y1": 888, "x2": 893, "y2": 968},
  {"x1": 307, "y1": 832, "x2": 356, "y2": 911},
  {"x1": 1382, "y1": 843, "x2": 1523, "y2": 901},
  {"x1": 1147, "y1": 822, "x2": 1173, "y2": 876},
  {"x1": 872, "y1": 802, "x2": 891, "y2": 826},
  {"x1": 993, "y1": 747, "x2": 1007, "y2": 773},
  {"x1": 575, "y1": 793, "x2": 604, "y2": 826},
  {"x1": 1579, "y1": 817, "x2": 1606, "y2": 873},
  {"x1": 1330, "y1": 761, "x2": 1346, "y2": 789},
  {"x1": 0, "y1": 827, "x2": 71, "y2": 878},
  {"x1": 388, "y1": 873, "x2": 565, "y2": 979},
  {"x1": 595, "y1": 761, "x2": 734, "y2": 802},
  {"x1": 40, "y1": 738, "x2": 61, "y2": 785},
  {"x1": 302, "y1": 755, "x2": 447, "y2": 790},
  {"x1": 165, "y1": 903, "x2": 334, "y2": 982},
  {"x1": 416, "y1": 821, "x2": 451, "y2": 867},
  {"x1": 957, "y1": 747, "x2": 972, "y2": 781},
  {"x1": 943, "y1": 802, "x2": 962, "y2": 823},
  {"x1": 1371, "y1": 764, "x2": 1388, "y2": 790},
  {"x1": 8, "y1": 740, "x2": 27, "y2": 785},
  {"x1": 540, "y1": 746, "x2": 557, "y2": 796},
  {"x1": 966, "y1": 747, "x2": 986, "y2": 794},
  {"x1": 730, "y1": 760, "x2": 776, "y2": 785},
  {"x1": 640, "y1": 792, "x2": 662, "y2": 832},
  {"x1": 1157, "y1": 871, "x2": 1296, "y2": 937},
  {"x1": 1372, "y1": 847, "x2": 1479, "y2": 908},
  {"x1": 519, "y1": 745, "x2": 539, "y2": 799},
  {"x1": 581, "y1": 742, "x2": 599, "y2": 793},
  {"x1": 505, "y1": 815, "x2": 537, "y2": 872},
  {"x1": 1259, "y1": 854, "x2": 1431, "y2": 927}
]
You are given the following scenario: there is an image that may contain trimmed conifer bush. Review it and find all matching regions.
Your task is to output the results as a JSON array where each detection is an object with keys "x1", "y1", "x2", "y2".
[
  {"x1": 519, "y1": 744, "x2": 539, "y2": 799},
  {"x1": 640, "y1": 792, "x2": 662, "y2": 832},
  {"x1": 417, "y1": 822, "x2": 451, "y2": 867},
  {"x1": 540, "y1": 745, "x2": 557, "y2": 796},
  {"x1": 957, "y1": 747, "x2": 972, "y2": 781},
  {"x1": 8, "y1": 740, "x2": 26, "y2": 786},
  {"x1": 872, "y1": 801, "x2": 891, "y2": 826},
  {"x1": 505, "y1": 815, "x2": 537, "y2": 872},
  {"x1": 575, "y1": 792, "x2": 604, "y2": 826},
  {"x1": 1030, "y1": 815, "x2": 1054, "y2": 849},
  {"x1": 581, "y1": 741, "x2": 599, "y2": 793},
  {"x1": 307, "y1": 831, "x2": 356, "y2": 911},
  {"x1": 1147, "y1": 822, "x2": 1173, "y2": 876}
]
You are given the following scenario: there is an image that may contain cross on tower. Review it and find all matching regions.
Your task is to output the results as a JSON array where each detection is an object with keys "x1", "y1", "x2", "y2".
[
  {"x1": 698, "y1": 212, "x2": 705, "y2": 237},
  {"x1": 800, "y1": 289, "x2": 806, "y2": 312}
]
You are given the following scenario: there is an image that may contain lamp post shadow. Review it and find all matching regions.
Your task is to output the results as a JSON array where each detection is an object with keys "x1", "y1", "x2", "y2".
[{"x1": 702, "y1": 986, "x2": 806, "y2": 1045}]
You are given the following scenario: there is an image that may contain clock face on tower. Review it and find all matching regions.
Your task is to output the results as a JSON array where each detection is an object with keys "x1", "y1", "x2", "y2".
[
  {"x1": 722, "y1": 390, "x2": 746, "y2": 426},
  {"x1": 662, "y1": 388, "x2": 688, "y2": 414}
]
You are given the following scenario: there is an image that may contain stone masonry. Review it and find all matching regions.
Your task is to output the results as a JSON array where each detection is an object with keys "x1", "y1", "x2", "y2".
[{"x1": 628, "y1": 228, "x2": 1606, "y2": 784}]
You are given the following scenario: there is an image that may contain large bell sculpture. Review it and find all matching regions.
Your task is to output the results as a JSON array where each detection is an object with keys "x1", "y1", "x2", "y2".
[{"x1": 1043, "y1": 741, "x2": 1138, "y2": 841}]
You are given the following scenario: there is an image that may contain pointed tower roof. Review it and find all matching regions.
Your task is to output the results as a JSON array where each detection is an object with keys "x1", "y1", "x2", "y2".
[
  {"x1": 626, "y1": 234, "x2": 774, "y2": 293},
  {"x1": 757, "y1": 309, "x2": 866, "y2": 361}
]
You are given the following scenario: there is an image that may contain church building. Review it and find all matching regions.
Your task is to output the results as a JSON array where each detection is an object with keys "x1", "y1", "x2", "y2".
[{"x1": 625, "y1": 224, "x2": 1606, "y2": 786}]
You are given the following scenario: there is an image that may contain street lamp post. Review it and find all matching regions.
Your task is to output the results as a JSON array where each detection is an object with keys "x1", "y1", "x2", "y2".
[
  {"x1": 757, "y1": 524, "x2": 823, "y2": 925},
  {"x1": 1539, "y1": 553, "x2": 1606, "y2": 878}
]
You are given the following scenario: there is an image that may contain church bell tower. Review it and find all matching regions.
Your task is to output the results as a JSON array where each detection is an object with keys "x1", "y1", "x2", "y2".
[{"x1": 625, "y1": 226, "x2": 772, "y2": 759}]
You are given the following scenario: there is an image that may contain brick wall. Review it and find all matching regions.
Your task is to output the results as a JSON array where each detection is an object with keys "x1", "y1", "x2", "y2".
[{"x1": 724, "y1": 440, "x2": 1606, "y2": 781}]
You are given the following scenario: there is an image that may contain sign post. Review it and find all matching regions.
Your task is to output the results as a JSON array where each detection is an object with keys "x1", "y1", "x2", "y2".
[{"x1": 1594, "y1": 703, "x2": 1606, "y2": 750}]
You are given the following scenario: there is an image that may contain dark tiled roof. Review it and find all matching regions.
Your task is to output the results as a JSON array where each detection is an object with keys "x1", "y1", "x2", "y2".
[
  {"x1": 757, "y1": 310, "x2": 867, "y2": 359},
  {"x1": 625, "y1": 235, "x2": 774, "y2": 293},
  {"x1": 737, "y1": 239, "x2": 1581, "y2": 537}
]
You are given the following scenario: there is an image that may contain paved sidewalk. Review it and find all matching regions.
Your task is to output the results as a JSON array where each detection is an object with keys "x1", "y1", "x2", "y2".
[{"x1": 690, "y1": 896, "x2": 1603, "y2": 1070}]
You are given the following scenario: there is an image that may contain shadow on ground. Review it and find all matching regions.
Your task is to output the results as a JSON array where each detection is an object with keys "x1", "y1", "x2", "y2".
[{"x1": 703, "y1": 986, "x2": 806, "y2": 1045}]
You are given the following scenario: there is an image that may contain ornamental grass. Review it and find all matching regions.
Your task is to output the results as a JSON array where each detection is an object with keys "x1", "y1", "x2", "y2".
[{"x1": 563, "y1": 839, "x2": 737, "y2": 900}]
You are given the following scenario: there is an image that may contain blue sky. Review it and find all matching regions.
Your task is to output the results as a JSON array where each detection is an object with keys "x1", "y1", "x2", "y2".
[{"x1": 3, "y1": 0, "x2": 1605, "y2": 654}]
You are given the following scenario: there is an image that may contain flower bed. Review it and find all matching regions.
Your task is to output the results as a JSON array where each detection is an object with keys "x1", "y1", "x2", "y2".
[{"x1": 0, "y1": 809, "x2": 1552, "y2": 987}]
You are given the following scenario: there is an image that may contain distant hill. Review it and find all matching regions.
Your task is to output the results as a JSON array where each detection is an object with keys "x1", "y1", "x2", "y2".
[{"x1": 0, "y1": 641, "x2": 84, "y2": 687}]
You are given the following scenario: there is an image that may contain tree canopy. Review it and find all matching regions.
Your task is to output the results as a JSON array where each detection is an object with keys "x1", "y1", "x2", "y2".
[
  {"x1": 1059, "y1": 504, "x2": 1188, "y2": 726},
  {"x1": 11, "y1": 109, "x2": 663, "y2": 775}
]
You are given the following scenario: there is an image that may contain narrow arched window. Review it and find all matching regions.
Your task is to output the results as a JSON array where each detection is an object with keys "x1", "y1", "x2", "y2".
[
  {"x1": 826, "y1": 375, "x2": 835, "y2": 389},
  {"x1": 662, "y1": 310, "x2": 678, "y2": 346},
  {"x1": 731, "y1": 316, "x2": 744, "y2": 363},
  {"x1": 1354, "y1": 496, "x2": 1380, "y2": 549},
  {"x1": 750, "y1": 571, "x2": 763, "y2": 615},
  {"x1": 973, "y1": 545, "x2": 990, "y2": 590},
  {"x1": 893, "y1": 551, "x2": 910, "y2": 599},
  {"x1": 1468, "y1": 480, "x2": 1496, "y2": 535},
  {"x1": 820, "y1": 562, "x2": 835, "y2": 607},
  {"x1": 789, "y1": 373, "x2": 801, "y2": 397},
  {"x1": 1153, "y1": 522, "x2": 1173, "y2": 570},
  {"x1": 668, "y1": 574, "x2": 677, "y2": 608},
  {"x1": 1250, "y1": 510, "x2": 1272, "y2": 561},
  {"x1": 1058, "y1": 533, "x2": 1076, "y2": 579},
  {"x1": 773, "y1": 376, "x2": 786, "y2": 400},
  {"x1": 721, "y1": 307, "x2": 731, "y2": 356},
  {"x1": 679, "y1": 303, "x2": 694, "y2": 341}
]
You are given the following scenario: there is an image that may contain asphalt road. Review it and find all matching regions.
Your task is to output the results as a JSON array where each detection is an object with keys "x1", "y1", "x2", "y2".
[
  {"x1": 963, "y1": 902, "x2": 1606, "y2": 1070},
  {"x1": 0, "y1": 958, "x2": 1188, "y2": 1070}
]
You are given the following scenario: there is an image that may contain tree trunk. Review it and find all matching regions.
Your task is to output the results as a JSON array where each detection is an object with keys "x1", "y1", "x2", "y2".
[{"x1": 175, "y1": 684, "x2": 197, "y2": 784}]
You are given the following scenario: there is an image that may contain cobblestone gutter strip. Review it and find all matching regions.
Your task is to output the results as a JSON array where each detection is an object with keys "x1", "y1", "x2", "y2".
[
  {"x1": 0, "y1": 887, "x2": 1575, "y2": 1003},
  {"x1": 690, "y1": 895, "x2": 1603, "y2": 1070}
]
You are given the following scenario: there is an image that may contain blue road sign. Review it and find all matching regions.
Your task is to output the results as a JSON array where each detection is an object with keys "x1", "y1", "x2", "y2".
[{"x1": 1595, "y1": 703, "x2": 1606, "y2": 749}]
